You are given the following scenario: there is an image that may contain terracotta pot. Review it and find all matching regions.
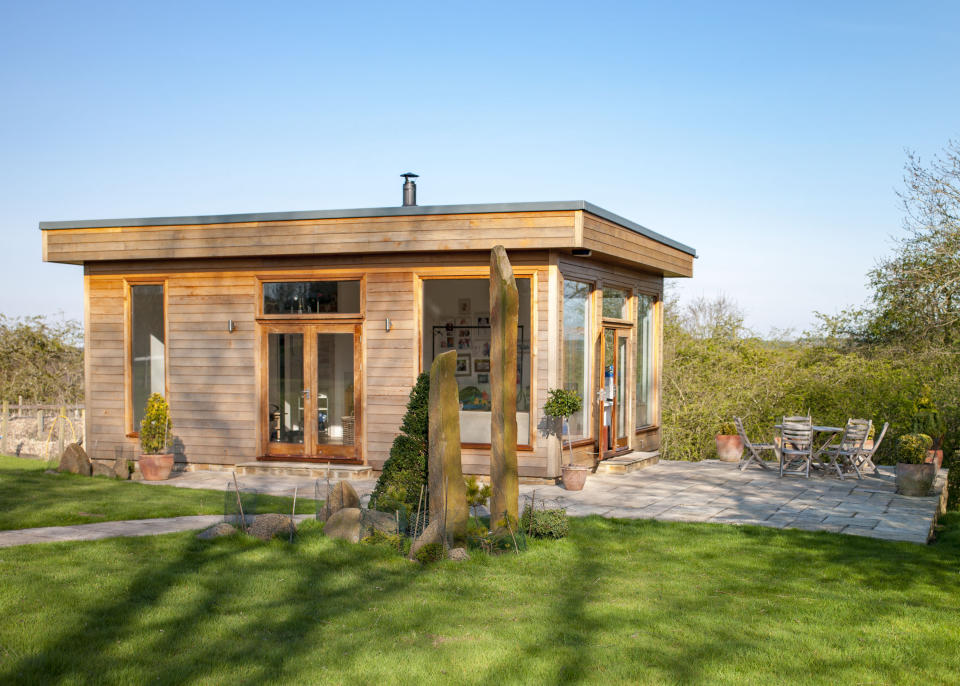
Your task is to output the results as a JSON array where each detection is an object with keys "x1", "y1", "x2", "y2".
[
  {"x1": 715, "y1": 435, "x2": 744, "y2": 462},
  {"x1": 896, "y1": 462, "x2": 936, "y2": 497},
  {"x1": 561, "y1": 464, "x2": 591, "y2": 491},
  {"x1": 925, "y1": 449, "x2": 944, "y2": 470},
  {"x1": 863, "y1": 439, "x2": 874, "y2": 451},
  {"x1": 139, "y1": 453, "x2": 175, "y2": 481}
]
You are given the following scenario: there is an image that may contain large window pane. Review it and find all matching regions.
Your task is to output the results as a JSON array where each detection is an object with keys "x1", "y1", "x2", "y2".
[
  {"x1": 562, "y1": 280, "x2": 591, "y2": 439},
  {"x1": 316, "y1": 333, "x2": 355, "y2": 446},
  {"x1": 263, "y1": 281, "x2": 361, "y2": 315},
  {"x1": 636, "y1": 295, "x2": 655, "y2": 427},
  {"x1": 422, "y1": 277, "x2": 531, "y2": 444},
  {"x1": 268, "y1": 333, "x2": 304, "y2": 444},
  {"x1": 602, "y1": 286, "x2": 629, "y2": 319},
  {"x1": 131, "y1": 285, "x2": 165, "y2": 430}
]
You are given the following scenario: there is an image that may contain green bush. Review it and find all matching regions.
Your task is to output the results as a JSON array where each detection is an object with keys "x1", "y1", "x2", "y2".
[
  {"x1": 369, "y1": 373, "x2": 429, "y2": 517},
  {"x1": 897, "y1": 433, "x2": 933, "y2": 464},
  {"x1": 543, "y1": 388, "x2": 583, "y2": 420},
  {"x1": 139, "y1": 393, "x2": 171, "y2": 454},
  {"x1": 947, "y1": 450, "x2": 959, "y2": 512},
  {"x1": 414, "y1": 542, "x2": 444, "y2": 564},
  {"x1": 718, "y1": 421, "x2": 737, "y2": 435},
  {"x1": 361, "y1": 529, "x2": 406, "y2": 553},
  {"x1": 520, "y1": 506, "x2": 569, "y2": 539}
]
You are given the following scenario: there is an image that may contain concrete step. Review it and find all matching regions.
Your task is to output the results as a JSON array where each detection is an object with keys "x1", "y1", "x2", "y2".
[
  {"x1": 234, "y1": 462, "x2": 374, "y2": 480},
  {"x1": 595, "y1": 451, "x2": 659, "y2": 475}
]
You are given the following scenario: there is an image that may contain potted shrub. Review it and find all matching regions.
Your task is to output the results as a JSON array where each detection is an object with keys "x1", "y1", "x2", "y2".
[
  {"x1": 543, "y1": 388, "x2": 588, "y2": 491},
  {"x1": 139, "y1": 393, "x2": 174, "y2": 481},
  {"x1": 715, "y1": 420, "x2": 743, "y2": 462},
  {"x1": 912, "y1": 389, "x2": 946, "y2": 469},
  {"x1": 895, "y1": 433, "x2": 935, "y2": 497}
]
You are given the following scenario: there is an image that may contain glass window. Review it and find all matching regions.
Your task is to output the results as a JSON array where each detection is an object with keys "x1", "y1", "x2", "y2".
[
  {"x1": 602, "y1": 286, "x2": 629, "y2": 319},
  {"x1": 562, "y1": 280, "x2": 591, "y2": 439},
  {"x1": 636, "y1": 295, "x2": 655, "y2": 427},
  {"x1": 268, "y1": 333, "x2": 304, "y2": 444},
  {"x1": 263, "y1": 281, "x2": 360, "y2": 315},
  {"x1": 131, "y1": 284, "x2": 165, "y2": 430},
  {"x1": 422, "y1": 277, "x2": 532, "y2": 445}
]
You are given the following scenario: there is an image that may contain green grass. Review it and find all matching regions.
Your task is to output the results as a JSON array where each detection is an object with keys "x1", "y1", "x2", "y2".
[
  {"x1": 0, "y1": 455, "x2": 315, "y2": 530},
  {"x1": 0, "y1": 514, "x2": 958, "y2": 685}
]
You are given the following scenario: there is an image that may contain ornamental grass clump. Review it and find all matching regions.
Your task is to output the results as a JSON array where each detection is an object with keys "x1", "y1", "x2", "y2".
[
  {"x1": 520, "y1": 505, "x2": 569, "y2": 539},
  {"x1": 896, "y1": 433, "x2": 932, "y2": 464},
  {"x1": 139, "y1": 393, "x2": 171, "y2": 454}
]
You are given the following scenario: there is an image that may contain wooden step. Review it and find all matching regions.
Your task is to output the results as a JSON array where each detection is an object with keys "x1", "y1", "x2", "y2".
[
  {"x1": 595, "y1": 451, "x2": 659, "y2": 475},
  {"x1": 234, "y1": 462, "x2": 374, "y2": 480}
]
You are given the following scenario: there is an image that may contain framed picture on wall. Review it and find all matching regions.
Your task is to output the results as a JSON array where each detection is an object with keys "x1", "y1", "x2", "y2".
[
  {"x1": 458, "y1": 298, "x2": 471, "y2": 314},
  {"x1": 474, "y1": 358, "x2": 490, "y2": 373},
  {"x1": 455, "y1": 353, "x2": 471, "y2": 376},
  {"x1": 476, "y1": 315, "x2": 490, "y2": 326},
  {"x1": 477, "y1": 373, "x2": 489, "y2": 384}
]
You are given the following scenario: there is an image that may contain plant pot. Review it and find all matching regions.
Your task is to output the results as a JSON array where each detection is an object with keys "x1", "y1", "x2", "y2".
[
  {"x1": 896, "y1": 462, "x2": 936, "y2": 497},
  {"x1": 863, "y1": 439, "x2": 874, "y2": 451},
  {"x1": 561, "y1": 464, "x2": 591, "y2": 491},
  {"x1": 715, "y1": 434, "x2": 744, "y2": 462},
  {"x1": 925, "y1": 449, "x2": 943, "y2": 470},
  {"x1": 139, "y1": 453, "x2": 175, "y2": 481}
]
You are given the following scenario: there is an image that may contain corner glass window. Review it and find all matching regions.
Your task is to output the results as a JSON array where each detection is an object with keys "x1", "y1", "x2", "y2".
[
  {"x1": 263, "y1": 281, "x2": 361, "y2": 315},
  {"x1": 562, "y1": 280, "x2": 591, "y2": 439},
  {"x1": 131, "y1": 284, "x2": 165, "y2": 429},
  {"x1": 636, "y1": 295, "x2": 655, "y2": 427},
  {"x1": 602, "y1": 286, "x2": 629, "y2": 319}
]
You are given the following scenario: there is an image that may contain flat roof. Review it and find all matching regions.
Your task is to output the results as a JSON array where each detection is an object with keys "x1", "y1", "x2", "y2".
[{"x1": 38, "y1": 199, "x2": 696, "y2": 257}]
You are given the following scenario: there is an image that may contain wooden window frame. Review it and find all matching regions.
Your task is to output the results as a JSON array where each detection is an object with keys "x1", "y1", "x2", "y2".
[
  {"x1": 255, "y1": 274, "x2": 366, "y2": 321},
  {"x1": 558, "y1": 275, "x2": 596, "y2": 444},
  {"x1": 417, "y1": 270, "x2": 537, "y2": 451},
  {"x1": 599, "y1": 281, "x2": 634, "y2": 325},
  {"x1": 123, "y1": 278, "x2": 169, "y2": 438},
  {"x1": 635, "y1": 291, "x2": 660, "y2": 434}
]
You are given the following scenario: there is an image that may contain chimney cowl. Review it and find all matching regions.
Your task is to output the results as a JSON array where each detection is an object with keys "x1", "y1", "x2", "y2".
[{"x1": 401, "y1": 172, "x2": 418, "y2": 206}]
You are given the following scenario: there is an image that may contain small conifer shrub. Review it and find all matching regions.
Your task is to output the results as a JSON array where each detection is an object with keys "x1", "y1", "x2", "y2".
[{"x1": 139, "y1": 393, "x2": 172, "y2": 454}]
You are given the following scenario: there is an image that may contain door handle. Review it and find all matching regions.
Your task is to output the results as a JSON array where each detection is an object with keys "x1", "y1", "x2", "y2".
[{"x1": 302, "y1": 389, "x2": 310, "y2": 399}]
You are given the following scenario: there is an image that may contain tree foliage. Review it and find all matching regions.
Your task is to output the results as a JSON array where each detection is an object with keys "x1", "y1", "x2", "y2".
[{"x1": 0, "y1": 314, "x2": 83, "y2": 403}]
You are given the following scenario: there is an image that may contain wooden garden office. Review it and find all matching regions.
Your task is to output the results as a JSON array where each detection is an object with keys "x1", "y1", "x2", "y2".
[{"x1": 40, "y1": 192, "x2": 696, "y2": 480}]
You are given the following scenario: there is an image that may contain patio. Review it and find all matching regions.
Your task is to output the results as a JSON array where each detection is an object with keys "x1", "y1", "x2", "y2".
[{"x1": 157, "y1": 459, "x2": 948, "y2": 544}]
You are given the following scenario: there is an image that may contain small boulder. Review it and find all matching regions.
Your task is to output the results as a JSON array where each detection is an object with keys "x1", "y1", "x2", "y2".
[
  {"x1": 324, "y1": 507, "x2": 363, "y2": 543},
  {"x1": 319, "y1": 481, "x2": 360, "y2": 521},
  {"x1": 92, "y1": 458, "x2": 128, "y2": 479},
  {"x1": 447, "y1": 547, "x2": 470, "y2": 562},
  {"x1": 409, "y1": 519, "x2": 443, "y2": 559},
  {"x1": 196, "y1": 523, "x2": 237, "y2": 540},
  {"x1": 362, "y1": 509, "x2": 399, "y2": 536},
  {"x1": 58, "y1": 443, "x2": 91, "y2": 476},
  {"x1": 247, "y1": 513, "x2": 294, "y2": 541}
]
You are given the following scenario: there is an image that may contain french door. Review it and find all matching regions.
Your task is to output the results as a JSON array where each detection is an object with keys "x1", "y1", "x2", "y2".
[
  {"x1": 598, "y1": 326, "x2": 631, "y2": 458},
  {"x1": 261, "y1": 323, "x2": 361, "y2": 462}
]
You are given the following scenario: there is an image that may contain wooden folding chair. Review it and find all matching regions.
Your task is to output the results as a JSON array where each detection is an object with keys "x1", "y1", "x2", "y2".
[
  {"x1": 822, "y1": 419, "x2": 871, "y2": 480},
  {"x1": 854, "y1": 422, "x2": 888, "y2": 475},
  {"x1": 734, "y1": 416, "x2": 776, "y2": 471},
  {"x1": 779, "y1": 420, "x2": 814, "y2": 478}
]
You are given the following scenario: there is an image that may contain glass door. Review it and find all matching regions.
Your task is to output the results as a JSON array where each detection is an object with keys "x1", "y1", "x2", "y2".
[
  {"x1": 262, "y1": 324, "x2": 361, "y2": 462},
  {"x1": 598, "y1": 327, "x2": 632, "y2": 457}
]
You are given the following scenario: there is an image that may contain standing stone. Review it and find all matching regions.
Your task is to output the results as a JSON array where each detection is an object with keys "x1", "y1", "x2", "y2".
[
  {"x1": 58, "y1": 442, "x2": 92, "y2": 476},
  {"x1": 489, "y1": 245, "x2": 519, "y2": 531},
  {"x1": 428, "y1": 350, "x2": 468, "y2": 545},
  {"x1": 319, "y1": 480, "x2": 360, "y2": 521}
]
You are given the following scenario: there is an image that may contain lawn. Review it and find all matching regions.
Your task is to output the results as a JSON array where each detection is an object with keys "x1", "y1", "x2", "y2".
[
  {"x1": 0, "y1": 455, "x2": 315, "y2": 530},
  {"x1": 0, "y1": 513, "x2": 957, "y2": 685}
]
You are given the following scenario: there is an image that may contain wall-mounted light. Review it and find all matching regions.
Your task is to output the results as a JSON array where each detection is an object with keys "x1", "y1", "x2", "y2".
[
  {"x1": 385, "y1": 317, "x2": 392, "y2": 332},
  {"x1": 571, "y1": 248, "x2": 592, "y2": 257},
  {"x1": 227, "y1": 319, "x2": 236, "y2": 333}
]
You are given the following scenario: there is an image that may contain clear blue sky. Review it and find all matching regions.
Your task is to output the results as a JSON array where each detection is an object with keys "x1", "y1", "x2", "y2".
[{"x1": 2, "y1": 1, "x2": 958, "y2": 333}]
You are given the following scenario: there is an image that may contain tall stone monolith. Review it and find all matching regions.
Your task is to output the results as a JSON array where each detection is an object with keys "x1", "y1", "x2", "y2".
[
  {"x1": 489, "y1": 245, "x2": 519, "y2": 531},
  {"x1": 428, "y1": 349, "x2": 468, "y2": 544}
]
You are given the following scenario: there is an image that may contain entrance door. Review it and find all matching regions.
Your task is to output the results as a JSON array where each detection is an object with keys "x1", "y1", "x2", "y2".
[
  {"x1": 598, "y1": 327, "x2": 631, "y2": 458},
  {"x1": 263, "y1": 323, "x2": 361, "y2": 462}
]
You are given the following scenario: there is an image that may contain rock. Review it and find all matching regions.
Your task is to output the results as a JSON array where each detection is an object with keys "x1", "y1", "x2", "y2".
[
  {"x1": 92, "y1": 458, "x2": 128, "y2": 479},
  {"x1": 324, "y1": 507, "x2": 363, "y2": 543},
  {"x1": 408, "y1": 519, "x2": 443, "y2": 558},
  {"x1": 428, "y1": 350, "x2": 468, "y2": 544},
  {"x1": 324, "y1": 508, "x2": 399, "y2": 543},
  {"x1": 319, "y1": 480, "x2": 360, "y2": 521},
  {"x1": 247, "y1": 513, "x2": 294, "y2": 541},
  {"x1": 44, "y1": 469, "x2": 57, "y2": 475},
  {"x1": 196, "y1": 523, "x2": 237, "y2": 540},
  {"x1": 58, "y1": 443, "x2": 92, "y2": 476},
  {"x1": 447, "y1": 547, "x2": 470, "y2": 562},
  {"x1": 489, "y1": 245, "x2": 519, "y2": 531}
]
